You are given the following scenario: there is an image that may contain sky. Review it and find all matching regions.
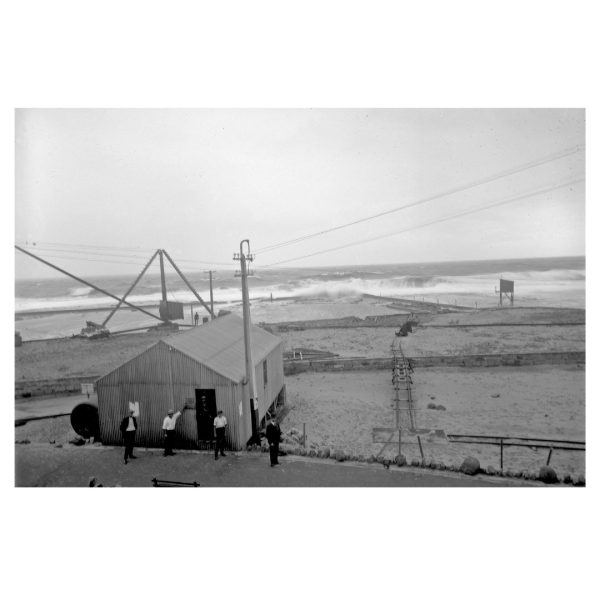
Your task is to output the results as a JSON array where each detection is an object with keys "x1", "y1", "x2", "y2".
[{"x1": 14, "y1": 108, "x2": 585, "y2": 279}]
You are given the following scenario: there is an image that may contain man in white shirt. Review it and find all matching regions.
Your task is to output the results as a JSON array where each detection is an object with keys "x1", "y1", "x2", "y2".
[
  {"x1": 213, "y1": 409, "x2": 228, "y2": 460},
  {"x1": 162, "y1": 407, "x2": 184, "y2": 456}
]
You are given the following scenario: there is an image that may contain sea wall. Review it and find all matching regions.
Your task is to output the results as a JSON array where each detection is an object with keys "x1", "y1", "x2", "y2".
[{"x1": 283, "y1": 352, "x2": 585, "y2": 375}]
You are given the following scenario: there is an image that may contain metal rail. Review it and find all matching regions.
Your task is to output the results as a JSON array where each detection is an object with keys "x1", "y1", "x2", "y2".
[
  {"x1": 447, "y1": 434, "x2": 585, "y2": 471},
  {"x1": 151, "y1": 477, "x2": 200, "y2": 487}
]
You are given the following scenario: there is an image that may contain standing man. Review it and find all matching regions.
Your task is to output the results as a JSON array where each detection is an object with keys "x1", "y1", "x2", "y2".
[
  {"x1": 194, "y1": 311, "x2": 199, "y2": 326},
  {"x1": 162, "y1": 407, "x2": 184, "y2": 456},
  {"x1": 266, "y1": 414, "x2": 281, "y2": 467},
  {"x1": 213, "y1": 409, "x2": 227, "y2": 460},
  {"x1": 120, "y1": 408, "x2": 138, "y2": 464}
]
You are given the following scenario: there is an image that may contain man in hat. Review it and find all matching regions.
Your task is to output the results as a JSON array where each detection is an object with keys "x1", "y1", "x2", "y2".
[
  {"x1": 266, "y1": 414, "x2": 282, "y2": 467},
  {"x1": 213, "y1": 409, "x2": 228, "y2": 460},
  {"x1": 162, "y1": 407, "x2": 184, "y2": 456},
  {"x1": 120, "y1": 408, "x2": 138, "y2": 464}
]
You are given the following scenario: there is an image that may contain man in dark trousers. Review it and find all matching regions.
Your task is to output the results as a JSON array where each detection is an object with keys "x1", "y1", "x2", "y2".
[
  {"x1": 120, "y1": 408, "x2": 138, "y2": 464},
  {"x1": 266, "y1": 414, "x2": 281, "y2": 467},
  {"x1": 213, "y1": 409, "x2": 227, "y2": 460}
]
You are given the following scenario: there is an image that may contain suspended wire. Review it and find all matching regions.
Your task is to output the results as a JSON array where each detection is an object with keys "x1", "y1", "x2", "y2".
[
  {"x1": 17, "y1": 251, "x2": 154, "y2": 268},
  {"x1": 16, "y1": 245, "x2": 233, "y2": 270},
  {"x1": 16, "y1": 240, "x2": 156, "y2": 254},
  {"x1": 260, "y1": 178, "x2": 583, "y2": 268},
  {"x1": 254, "y1": 144, "x2": 584, "y2": 254}
]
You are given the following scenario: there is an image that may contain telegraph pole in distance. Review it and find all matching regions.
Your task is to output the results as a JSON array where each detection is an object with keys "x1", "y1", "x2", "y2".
[
  {"x1": 205, "y1": 270, "x2": 215, "y2": 319},
  {"x1": 234, "y1": 240, "x2": 259, "y2": 443}
]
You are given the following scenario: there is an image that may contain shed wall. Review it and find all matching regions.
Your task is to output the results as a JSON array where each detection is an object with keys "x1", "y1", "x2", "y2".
[
  {"x1": 97, "y1": 343, "x2": 249, "y2": 449},
  {"x1": 253, "y1": 341, "x2": 284, "y2": 422}
]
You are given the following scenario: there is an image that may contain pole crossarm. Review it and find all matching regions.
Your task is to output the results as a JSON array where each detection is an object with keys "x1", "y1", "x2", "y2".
[
  {"x1": 15, "y1": 245, "x2": 163, "y2": 323},
  {"x1": 161, "y1": 249, "x2": 215, "y2": 318}
]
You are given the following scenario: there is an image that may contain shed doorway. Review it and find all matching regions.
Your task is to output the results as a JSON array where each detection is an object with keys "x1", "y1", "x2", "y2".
[{"x1": 195, "y1": 389, "x2": 216, "y2": 445}]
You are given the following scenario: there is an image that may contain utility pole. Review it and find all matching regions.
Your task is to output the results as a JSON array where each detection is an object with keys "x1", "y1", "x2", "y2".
[
  {"x1": 234, "y1": 240, "x2": 259, "y2": 443},
  {"x1": 205, "y1": 270, "x2": 215, "y2": 319}
]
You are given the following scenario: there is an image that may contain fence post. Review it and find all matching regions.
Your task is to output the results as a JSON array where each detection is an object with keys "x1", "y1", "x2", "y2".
[
  {"x1": 303, "y1": 423, "x2": 306, "y2": 448},
  {"x1": 546, "y1": 447, "x2": 553, "y2": 466},
  {"x1": 500, "y1": 439, "x2": 504, "y2": 471},
  {"x1": 417, "y1": 435, "x2": 425, "y2": 461}
]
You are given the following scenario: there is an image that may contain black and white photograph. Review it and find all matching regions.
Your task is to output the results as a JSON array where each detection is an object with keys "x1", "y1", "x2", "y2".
[
  {"x1": 14, "y1": 107, "x2": 586, "y2": 489},
  {"x1": 3, "y1": 2, "x2": 597, "y2": 599}
]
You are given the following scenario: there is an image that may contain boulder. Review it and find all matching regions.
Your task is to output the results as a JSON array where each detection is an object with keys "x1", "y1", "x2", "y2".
[
  {"x1": 538, "y1": 466, "x2": 559, "y2": 484},
  {"x1": 394, "y1": 454, "x2": 407, "y2": 467},
  {"x1": 460, "y1": 457, "x2": 480, "y2": 476}
]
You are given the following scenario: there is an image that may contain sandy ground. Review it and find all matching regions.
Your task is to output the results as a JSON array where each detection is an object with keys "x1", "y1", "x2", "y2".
[
  {"x1": 14, "y1": 300, "x2": 586, "y2": 482},
  {"x1": 283, "y1": 366, "x2": 585, "y2": 476}
]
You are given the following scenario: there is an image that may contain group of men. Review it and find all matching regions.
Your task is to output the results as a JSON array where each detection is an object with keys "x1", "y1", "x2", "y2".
[{"x1": 119, "y1": 406, "x2": 282, "y2": 466}]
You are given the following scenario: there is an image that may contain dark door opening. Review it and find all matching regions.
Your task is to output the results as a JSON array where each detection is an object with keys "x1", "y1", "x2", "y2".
[{"x1": 195, "y1": 389, "x2": 217, "y2": 447}]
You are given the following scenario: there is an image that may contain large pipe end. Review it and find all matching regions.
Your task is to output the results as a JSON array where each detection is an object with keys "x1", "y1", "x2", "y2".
[{"x1": 70, "y1": 402, "x2": 100, "y2": 440}]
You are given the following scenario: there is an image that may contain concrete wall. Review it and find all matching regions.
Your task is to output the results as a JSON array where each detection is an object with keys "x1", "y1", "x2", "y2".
[
  {"x1": 15, "y1": 351, "x2": 585, "y2": 397},
  {"x1": 283, "y1": 352, "x2": 585, "y2": 375},
  {"x1": 15, "y1": 375, "x2": 101, "y2": 398}
]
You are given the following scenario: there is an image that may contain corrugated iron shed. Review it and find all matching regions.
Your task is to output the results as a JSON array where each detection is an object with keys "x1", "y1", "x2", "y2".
[
  {"x1": 95, "y1": 313, "x2": 285, "y2": 450},
  {"x1": 162, "y1": 313, "x2": 280, "y2": 381}
]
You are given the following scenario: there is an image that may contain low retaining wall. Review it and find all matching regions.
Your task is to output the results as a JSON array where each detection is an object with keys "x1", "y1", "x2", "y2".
[
  {"x1": 15, "y1": 351, "x2": 585, "y2": 397},
  {"x1": 15, "y1": 375, "x2": 101, "y2": 398},
  {"x1": 283, "y1": 352, "x2": 585, "y2": 375}
]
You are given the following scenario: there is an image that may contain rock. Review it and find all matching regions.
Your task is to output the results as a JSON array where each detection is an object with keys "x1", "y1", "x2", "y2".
[
  {"x1": 394, "y1": 454, "x2": 407, "y2": 467},
  {"x1": 427, "y1": 403, "x2": 437, "y2": 410},
  {"x1": 55, "y1": 444, "x2": 63, "y2": 448},
  {"x1": 429, "y1": 396, "x2": 436, "y2": 400},
  {"x1": 538, "y1": 466, "x2": 559, "y2": 484},
  {"x1": 88, "y1": 477, "x2": 97, "y2": 487},
  {"x1": 491, "y1": 394, "x2": 500, "y2": 398},
  {"x1": 460, "y1": 457, "x2": 480, "y2": 476}
]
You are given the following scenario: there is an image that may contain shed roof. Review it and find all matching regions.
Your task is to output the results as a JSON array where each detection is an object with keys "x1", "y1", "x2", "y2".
[{"x1": 160, "y1": 313, "x2": 281, "y2": 383}]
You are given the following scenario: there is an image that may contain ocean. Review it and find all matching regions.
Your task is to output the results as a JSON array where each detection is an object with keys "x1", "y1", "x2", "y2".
[{"x1": 15, "y1": 256, "x2": 585, "y2": 339}]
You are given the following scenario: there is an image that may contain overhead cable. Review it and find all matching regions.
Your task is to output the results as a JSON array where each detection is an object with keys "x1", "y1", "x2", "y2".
[
  {"x1": 260, "y1": 178, "x2": 583, "y2": 267},
  {"x1": 255, "y1": 144, "x2": 584, "y2": 254}
]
